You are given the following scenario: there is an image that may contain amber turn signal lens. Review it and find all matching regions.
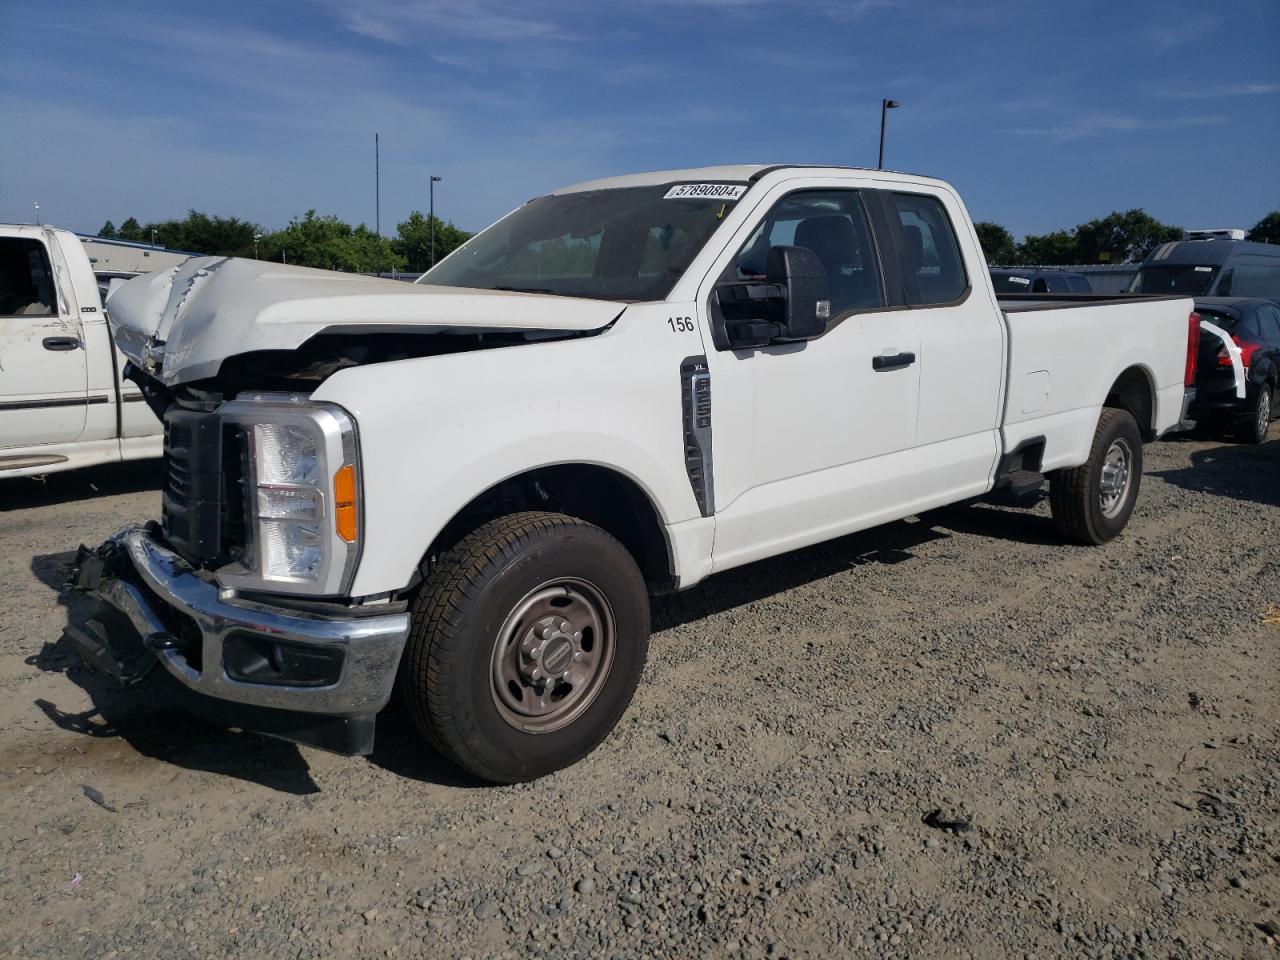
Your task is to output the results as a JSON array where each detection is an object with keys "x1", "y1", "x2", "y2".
[{"x1": 333, "y1": 464, "x2": 358, "y2": 543}]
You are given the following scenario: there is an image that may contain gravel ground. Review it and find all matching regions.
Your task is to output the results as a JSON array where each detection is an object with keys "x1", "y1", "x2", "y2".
[{"x1": 1, "y1": 430, "x2": 1277, "y2": 960}]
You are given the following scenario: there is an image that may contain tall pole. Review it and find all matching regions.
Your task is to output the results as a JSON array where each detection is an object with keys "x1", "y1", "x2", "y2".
[
  {"x1": 429, "y1": 175, "x2": 442, "y2": 268},
  {"x1": 878, "y1": 99, "x2": 900, "y2": 170},
  {"x1": 375, "y1": 133, "x2": 381, "y2": 239}
]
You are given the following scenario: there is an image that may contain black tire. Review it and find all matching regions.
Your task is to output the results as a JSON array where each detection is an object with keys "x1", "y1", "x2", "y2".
[
  {"x1": 398, "y1": 511, "x2": 650, "y2": 784},
  {"x1": 1239, "y1": 382, "x2": 1274, "y2": 445},
  {"x1": 1049, "y1": 407, "x2": 1143, "y2": 545}
]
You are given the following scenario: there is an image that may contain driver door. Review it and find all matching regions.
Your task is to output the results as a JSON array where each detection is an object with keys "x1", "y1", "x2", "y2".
[
  {"x1": 0, "y1": 235, "x2": 89, "y2": 450},
  {"x1": 695, "y1": 183, "x2": 921, "y2": 571}
]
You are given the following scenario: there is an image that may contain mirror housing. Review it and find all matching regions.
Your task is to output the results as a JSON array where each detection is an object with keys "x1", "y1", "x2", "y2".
[
  {"x1": 766, "y1": 245, "x2": 829, "y2": 341},
  {"x1": 712, "y1": 245, "x2": 830, "y2": 349}
]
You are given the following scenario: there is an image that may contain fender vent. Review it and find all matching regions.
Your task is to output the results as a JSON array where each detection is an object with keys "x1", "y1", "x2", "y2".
[{"x1": 680, "y1": 355, "x2": 714, "y2": 517}]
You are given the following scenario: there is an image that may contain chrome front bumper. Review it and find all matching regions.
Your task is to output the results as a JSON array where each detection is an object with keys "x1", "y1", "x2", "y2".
[{"x1": 84, "y1": 526, "x2": 410, "y2": 718}]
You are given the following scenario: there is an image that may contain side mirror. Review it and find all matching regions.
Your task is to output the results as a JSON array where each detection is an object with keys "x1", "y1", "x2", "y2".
[
  {"x1": 766, "y1": 245, "x2": 829, "y2": 341},
  {"x1": 712, "y1": 245, "x2": 830, "y2": 349}
]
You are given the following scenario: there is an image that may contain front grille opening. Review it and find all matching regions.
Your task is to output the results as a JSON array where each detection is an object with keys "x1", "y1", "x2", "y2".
[{"x1": 160, "y1": 406, "x2": 246, "y2": 570}]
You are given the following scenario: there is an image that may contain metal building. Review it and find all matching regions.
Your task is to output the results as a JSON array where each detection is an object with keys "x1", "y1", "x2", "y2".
[{"x1": 77, "y1": 235, "x2": 196, "y2": 273}]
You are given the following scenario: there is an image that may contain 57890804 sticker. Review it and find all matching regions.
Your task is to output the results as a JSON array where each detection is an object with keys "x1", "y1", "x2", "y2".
[{"x1": 664, "y1": 184, "x2": 747, "y2": 201}]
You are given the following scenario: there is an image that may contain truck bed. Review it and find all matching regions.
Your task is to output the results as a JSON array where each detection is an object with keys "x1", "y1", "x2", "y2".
[{"x1": 997, "y1": 293, "x2": 1194, "y2": 473}]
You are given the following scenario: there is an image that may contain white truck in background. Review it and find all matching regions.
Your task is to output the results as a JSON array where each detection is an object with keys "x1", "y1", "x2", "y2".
[
  {"x1": 69, "y1": 165, "x2": 1201, "y2": 783},
  {"x1": 0, "y1": 225, "x2": 161, "y2": 478}
]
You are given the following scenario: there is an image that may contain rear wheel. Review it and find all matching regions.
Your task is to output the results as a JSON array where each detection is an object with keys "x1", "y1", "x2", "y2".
[
  {"x1": 398, "y1": 511, "x2": 650, "y2": 783},
  {"x1": 1049, "y1": 407, "x2": 1143, "y2": 545},
  {"x1": 1240, "y1": 383, "x2": 1274, "y2": 444}
]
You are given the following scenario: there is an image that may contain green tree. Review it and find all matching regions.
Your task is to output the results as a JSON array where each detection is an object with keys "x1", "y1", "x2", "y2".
[
  {"x1": 117, "y1": 217, "x2": 145, "y2": 242},
  {"x1": 260, "y1": 211, "x2": 403, "y2": 272},
  {"x1": 98, "y1": 220, "x2": 117, "y2": 238},
  {"x1": 1072, "y1": 209, "x2": 1180, "y2": 264},
  {"x1": 1017, "y1": 230, "x2": 1079, "y2": 265},
  {"x1": 149, "y1": 211, "x2": 262, "y2": 256},
  {"x1": 1246, "y1": 211, "x2": 1280, "y2": 244},
  {"x1": 393, "y1": 212, "x2": 471, "y2": 273},
  {"x1": 973, "y1": 221, "x2": 1018, "y2": 265}
]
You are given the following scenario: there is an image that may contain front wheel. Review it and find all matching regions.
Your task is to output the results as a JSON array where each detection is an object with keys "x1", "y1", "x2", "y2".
[
  {"x1": 1049, "y1": 407, "x2": 1143, "y2": 545},
  {"x1": 398, "y1": 512, "x2": 650, "y2": 783}
]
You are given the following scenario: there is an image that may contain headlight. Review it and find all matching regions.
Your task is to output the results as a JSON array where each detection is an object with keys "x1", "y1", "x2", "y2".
[{"x1": 214, "y1": 393, "x2": 361, "y2": 596}]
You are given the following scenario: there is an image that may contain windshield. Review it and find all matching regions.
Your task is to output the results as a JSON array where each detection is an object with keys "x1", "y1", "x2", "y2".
[
  {"x1": 419, "y1": 184, "x2": 745, "y2": 301},
  {"x1": 1128, "y1": 265, "x2": 1219, "y2": 296}
]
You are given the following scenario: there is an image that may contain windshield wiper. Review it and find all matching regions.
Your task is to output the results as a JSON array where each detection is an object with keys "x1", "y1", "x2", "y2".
[{"x1": 494, "y1": 285, "x2": 557, "y2": 295}]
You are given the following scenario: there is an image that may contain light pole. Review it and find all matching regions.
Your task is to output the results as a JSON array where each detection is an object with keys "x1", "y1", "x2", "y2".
[
  {"x1": 878, "y1": 99, "x2": 900, "y2": 170},
  {"x1": 429, "y1": 175, "x2": 442, "y2": 268},
  {"x1": 253, "y1": 233, "x2": 263, "y2": 259},
  {"x1": 151, "y1": 228, "x2": 158, "y2": 248}
]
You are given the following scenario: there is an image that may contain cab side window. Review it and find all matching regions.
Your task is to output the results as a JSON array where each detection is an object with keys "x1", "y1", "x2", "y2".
[
  {"x1": 888, "y1": 193, "x2": 968, "y2": 306},
  {"x1": 726, "y1": 190, "x2": 884, "y2": 316},
  {"x1": 0, "y1": 238, "x2": 57, "y2": 317}
]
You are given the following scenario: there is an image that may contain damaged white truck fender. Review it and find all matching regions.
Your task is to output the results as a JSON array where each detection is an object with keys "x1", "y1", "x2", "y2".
[
  {"x1": 69, "y1": 165, "x2": 1202, "y2": 783},
  {"x1": 0, "y1": 225, "x2": 161, "y2": 478}
]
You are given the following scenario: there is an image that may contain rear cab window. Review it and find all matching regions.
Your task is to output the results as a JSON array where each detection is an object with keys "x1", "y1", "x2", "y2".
[{"x1": 888, "y1": 193, "x2": 968, "y2": 305}]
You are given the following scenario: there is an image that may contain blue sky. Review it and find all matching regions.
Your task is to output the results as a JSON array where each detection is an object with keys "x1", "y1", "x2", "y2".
[{"x1": 2, "y1": 0, "x2": 1277, "y2": 241}]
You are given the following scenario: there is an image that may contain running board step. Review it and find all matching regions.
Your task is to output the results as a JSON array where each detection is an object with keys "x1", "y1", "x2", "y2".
[{"x1": 985, "y1": 469, "x2": 1045, "y2": 506}]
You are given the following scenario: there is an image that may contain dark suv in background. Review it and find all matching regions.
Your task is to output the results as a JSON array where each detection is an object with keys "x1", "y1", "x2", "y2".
[{"x1": 1130, "y1": 238, "x2": 1280, "y2": 299}]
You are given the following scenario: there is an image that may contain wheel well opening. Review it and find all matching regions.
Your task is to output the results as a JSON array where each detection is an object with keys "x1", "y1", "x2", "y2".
[
  {"x1": 423, "y1": 465, "x2": 673, "y2": 590},
  {"x1": 1105, "y1": 367, "x2": 1156, "y2": 440}
]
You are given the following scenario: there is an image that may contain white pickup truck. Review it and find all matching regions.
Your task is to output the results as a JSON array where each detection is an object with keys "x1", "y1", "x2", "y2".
[
  {"x1": 0, "y1": 225, "x2": 160, "y2": 478},
  {"x1": 68, "y1": 166, "x2": 1200, "y2": 783}
]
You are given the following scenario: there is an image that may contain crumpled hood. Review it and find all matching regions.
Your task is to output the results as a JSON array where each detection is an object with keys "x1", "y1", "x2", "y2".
[{"x1": 107, "y1": 256, "x2": 625, "y2": 386}]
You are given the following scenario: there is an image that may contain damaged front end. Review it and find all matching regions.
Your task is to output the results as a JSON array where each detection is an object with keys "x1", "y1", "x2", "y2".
[
  {"x1": 65, "y1": 526, "x2": 410, "y2": 755},
  {"x1": 107, "y1": 255, "x2": 623, "y2": 388},
  {"x1": 65, "y1": 256, "x2": 625, "y2": 752}
]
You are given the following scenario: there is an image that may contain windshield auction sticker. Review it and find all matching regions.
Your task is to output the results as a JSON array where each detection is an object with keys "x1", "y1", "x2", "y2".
[{"x1": 664, "y1": 183, "x2": 748, "y2": 200}]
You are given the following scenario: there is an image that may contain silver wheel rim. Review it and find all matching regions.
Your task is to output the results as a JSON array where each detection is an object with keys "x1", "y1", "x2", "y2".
[
  {"x1": 490, "y1": 578, "x2": 616, "y2": 734},
  {"x1": 1098, "y1": 438, "x2": 1133, "y2": 519},
  {"x1": 1258, "y1": 390, "x2": 1271, "y2": 437}
]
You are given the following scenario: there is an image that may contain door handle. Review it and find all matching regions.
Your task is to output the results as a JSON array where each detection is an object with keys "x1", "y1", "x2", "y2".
[
  {"x1": 872, "y1": 351, "x2": 916, "y2": 371},
  {"x1": 42, "y1": 336, "x2": 81, "y2": 351}
]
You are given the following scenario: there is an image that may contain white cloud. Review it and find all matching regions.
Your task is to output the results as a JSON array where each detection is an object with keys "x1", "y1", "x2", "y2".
[
  {"x1": 1007, "y1": 112, "x2": 1228, "y2": 142},
  {"x1": 326, "y1": 0, "x2": 577, "y2": 45},
  {"x1": 1141, "y1": 15, "x2": 1218, "y2": 50},
  {"x1": 1160, "y1": 82, "x2": 1280, "y2": 99}
]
